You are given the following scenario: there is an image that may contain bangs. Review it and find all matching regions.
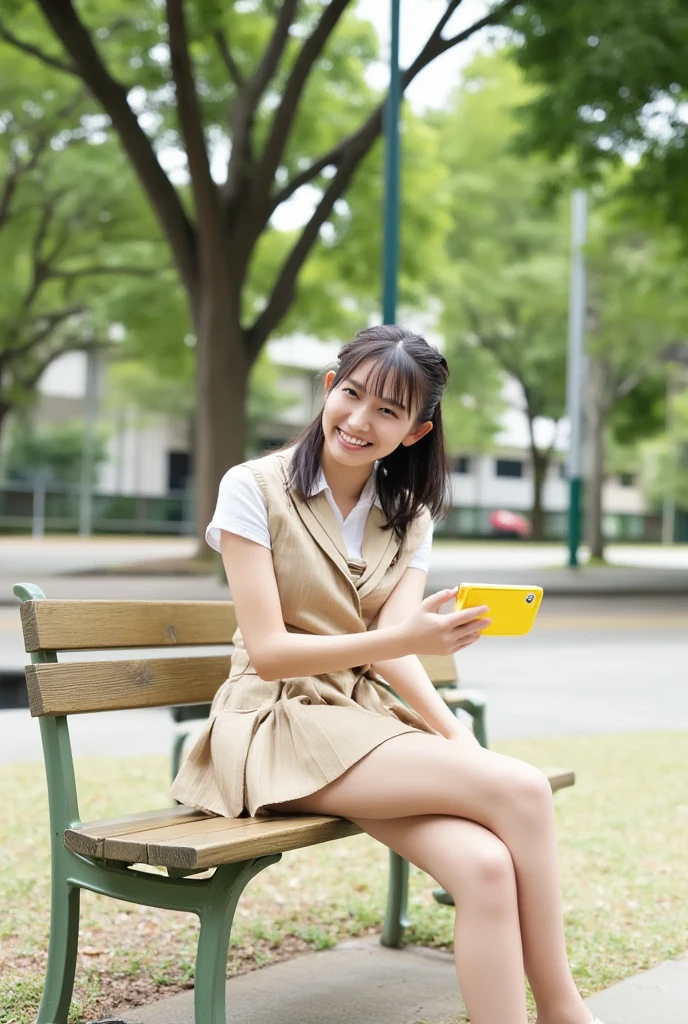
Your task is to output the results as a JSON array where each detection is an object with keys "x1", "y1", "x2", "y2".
[{"x1": 341, "y1": 344, "x2": 426, "y2": 418}]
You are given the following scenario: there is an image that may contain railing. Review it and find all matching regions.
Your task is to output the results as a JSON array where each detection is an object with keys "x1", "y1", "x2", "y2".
[{"x1": 1, "y1": 481, "x2": 685, "y2": 541}]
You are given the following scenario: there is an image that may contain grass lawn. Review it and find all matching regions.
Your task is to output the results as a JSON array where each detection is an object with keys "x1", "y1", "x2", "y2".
[{"x1": 1, "y1": 731, "x2": 687, "y2": 1024}]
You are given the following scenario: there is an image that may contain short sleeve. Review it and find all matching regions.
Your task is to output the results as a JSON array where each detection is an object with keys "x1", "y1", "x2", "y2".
[
  {"x1": 205, "y1": 464, "x2": 271, "y2": 554},
  {"x1": 407, "y1": 520, "x2": 433, "y2": 572}
]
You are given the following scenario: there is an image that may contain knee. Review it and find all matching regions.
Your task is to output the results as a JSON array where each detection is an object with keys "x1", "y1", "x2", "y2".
[
  {"x1": 456, "y1": 837, "x2": 516, "y2": 915},
  {"x1": 510, "y1": 764, "x2": 554, "y2": 827}
]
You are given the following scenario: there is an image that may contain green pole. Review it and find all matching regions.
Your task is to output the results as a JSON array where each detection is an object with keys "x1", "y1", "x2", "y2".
[
  {"x1": 382, "y1": 0, "x2": 401, "y2": 324},
  {"x1": 566, "y1": 189, "x2": 587, "y2": 566}
]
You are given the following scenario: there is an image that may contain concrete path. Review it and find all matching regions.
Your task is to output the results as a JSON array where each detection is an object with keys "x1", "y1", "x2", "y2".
[{"x1": 106, "y1": 934, "x2": 688, "y2": 1024}]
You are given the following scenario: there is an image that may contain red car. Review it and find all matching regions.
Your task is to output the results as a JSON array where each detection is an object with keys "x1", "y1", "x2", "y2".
[{"x1": 488, "y1": 509, "x2": 531, "y2": 538}]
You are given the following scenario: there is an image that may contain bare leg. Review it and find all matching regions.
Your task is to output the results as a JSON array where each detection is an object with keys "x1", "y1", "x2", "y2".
[
  {"x1": 357, "y1": 814, "x2": 529, "y2": 1024},
  {"x1": 272, "y1": 731, "x2": 590, "y2": 1024}
]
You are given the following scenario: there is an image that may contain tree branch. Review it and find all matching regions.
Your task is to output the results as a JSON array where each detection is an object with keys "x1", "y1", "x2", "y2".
[
  {"x1": 246, "y1": 153, "x2": 361, "y2": 362},
  {"x1": 268, "y1": 0, "x2": 518, "y2": 217},
  {"x1": 213, "y1": 29, "x2": 244, "y2": 88},
  {"x1": 224, "y1": 0, "x2": 299, "y2": 203},
  {"x1": 166, "y1": 0, "x2": 220, "y2": 258},
  {"x1": 0, "y1": 20, "x2": 78, "y2": 75},
  {"x1": 34, "y1": 0, "x2": 198, "y2": 297},
  {"x1": 250, "y1": 0, "x2": 350, "y2": 206},
  {"x1": 47, "y1": 265, "x2": 164, "y2": 281}
]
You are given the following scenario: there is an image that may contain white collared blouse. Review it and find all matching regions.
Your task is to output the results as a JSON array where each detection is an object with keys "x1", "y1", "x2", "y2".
[{"x1": 206, "y1": 458, "x2": 433, "y2": 571}]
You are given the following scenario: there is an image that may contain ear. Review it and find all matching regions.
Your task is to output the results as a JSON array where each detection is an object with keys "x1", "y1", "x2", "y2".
[
  {"x1": 401, "y1": 421, "x2": 433, "y2": 447},
  {"x1": 324, "y1": 370, "x2": 336, "y2": 393}
]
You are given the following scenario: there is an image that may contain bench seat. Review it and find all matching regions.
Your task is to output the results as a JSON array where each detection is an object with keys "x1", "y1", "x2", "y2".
[{"x1": 65, "y1": 767, "x2": 575, "y2": 871}]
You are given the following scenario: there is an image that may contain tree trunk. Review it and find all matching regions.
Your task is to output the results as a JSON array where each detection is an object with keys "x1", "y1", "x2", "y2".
[
  {"x1": 525, "y1": 416, "x2": 551, "y2": 542},
  {"x1": 585, "y1": 355, "x2": 608, "y2": 561},
  {"x1": 193, "y1": 285, "x2": 249, "y2": 551},
  {"x1": 529, "y1": 448, "x2": 548, "y2": 540}
]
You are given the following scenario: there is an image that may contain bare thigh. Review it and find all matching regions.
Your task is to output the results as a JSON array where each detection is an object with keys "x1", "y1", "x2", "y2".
[
  {"x1": 350, "y1": 813, "x2": 516, "y2": 904},
  {"x1": 270, "y1": 731, "x2": 551, "y2": 838}
]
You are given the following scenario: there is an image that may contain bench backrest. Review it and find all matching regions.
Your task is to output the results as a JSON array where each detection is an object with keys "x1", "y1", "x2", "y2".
[
  {"x1": 14, "y1": 583, "x2": 458, "y2": 838},
  {"x1": 16, "y1": 586, "x2": 458, "y2": 718}
]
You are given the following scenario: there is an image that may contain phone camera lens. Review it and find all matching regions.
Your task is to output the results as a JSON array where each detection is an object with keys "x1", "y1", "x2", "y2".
[{"x1": 526, "y1": 593, "x2": 535, "y2": 604}]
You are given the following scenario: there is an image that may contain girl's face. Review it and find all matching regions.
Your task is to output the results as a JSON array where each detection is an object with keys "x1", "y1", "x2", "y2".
[{"x1": 321, "y1": 358, "x2": 433, "y2": 468}]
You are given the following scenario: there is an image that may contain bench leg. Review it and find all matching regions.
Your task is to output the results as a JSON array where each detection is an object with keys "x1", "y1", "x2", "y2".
[
  {"x1": 381, "y1": 851, "x2": 410, "y2": 948},
  {"x1": 193, "y1": 857, "x2": 279, "y2": 1024},
  {"x1": 37, "y1": 875, "x2": 80, "y2": 1024}
]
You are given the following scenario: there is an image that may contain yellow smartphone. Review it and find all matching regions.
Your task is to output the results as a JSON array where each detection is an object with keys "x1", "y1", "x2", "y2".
[{"x1": 455, "y1": 583, "x2": 544, "y2": 637}]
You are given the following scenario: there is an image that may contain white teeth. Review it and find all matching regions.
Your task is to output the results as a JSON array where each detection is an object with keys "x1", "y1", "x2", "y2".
[{"x1": 339, "y1": 429, "x2": 369, "y2": 447}]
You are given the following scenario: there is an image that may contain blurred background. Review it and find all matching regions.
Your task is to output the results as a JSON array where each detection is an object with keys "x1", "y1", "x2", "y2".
[{"x1": 1, "y1": 0, "x2": 688, "y2": 731}]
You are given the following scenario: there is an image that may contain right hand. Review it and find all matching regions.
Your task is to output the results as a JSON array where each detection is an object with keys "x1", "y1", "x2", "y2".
[{"x1": 400, "y1": 587, "x2": 492, "y2": 656}]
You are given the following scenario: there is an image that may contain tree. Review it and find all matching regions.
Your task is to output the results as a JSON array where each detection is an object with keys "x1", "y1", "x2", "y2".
[
  {"x1": 511, "y1": 2, "x2": 688, "y2": 237},
  {"x1": 581, "y1": 210, "x2": 688, "y2": 558},
  {"x1": 434, "y1": 52, "x2": 570, "y2": 538},
  {"x1": 640, "y1": 382, "x2": 688, "y2": 528},
  {"x1": 0, "y1": 0, "x2": 521, "y2": 547},
  {"x1": 0, "y1": 43, "x2": 165, "y2": 445},
  {"x1": 4, "y1": 417, "x2": 108, "y2": 483}
]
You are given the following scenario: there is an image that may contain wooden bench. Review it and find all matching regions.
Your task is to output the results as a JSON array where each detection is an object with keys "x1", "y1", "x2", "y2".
[{"x1": 14, "y1": 582, "x2": 575, "y2": 1024}]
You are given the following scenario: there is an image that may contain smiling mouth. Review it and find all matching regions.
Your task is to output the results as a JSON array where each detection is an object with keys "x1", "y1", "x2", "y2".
[{"x1": 337, "y1": 428, "x2": 372, "y2": 448}]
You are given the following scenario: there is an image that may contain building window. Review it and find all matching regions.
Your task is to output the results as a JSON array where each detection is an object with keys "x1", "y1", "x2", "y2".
[
  {"x1": 495, "y1": 458, "x2": 523, "y2": 479},
  {"x1": 619, "y1": 472, "x2": 636, "y2": 487},
  {"x1": 452, "y1": 456, "x2": 471, "y2": 474},
  {"x1": 167, "y1": 451, "x2": 190, "y2": 492}
]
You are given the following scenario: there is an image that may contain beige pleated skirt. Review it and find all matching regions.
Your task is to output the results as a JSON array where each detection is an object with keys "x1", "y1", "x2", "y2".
[{"x1": 171, "y1": 666, "x2": 436, "y2": 819}]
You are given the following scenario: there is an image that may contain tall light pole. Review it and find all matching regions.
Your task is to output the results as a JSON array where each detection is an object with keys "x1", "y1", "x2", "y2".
[
  {"x1": 566, "y1": 189, "x2": 587, "y2": 567},
  {"x1": 381, "y1": 0, "x2": 407, "y2": 950},
  {"x1": 381, "y1": 0, "x2": 401, "y2": 325}
]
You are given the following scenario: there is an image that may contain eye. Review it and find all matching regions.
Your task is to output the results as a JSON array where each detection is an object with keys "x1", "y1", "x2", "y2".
[
  {"x1": 342, "y1": 387, "x2": 358, "y2": 398},
  {"x1": 380, "y1": 407, "x2": 397, "y2": 417}
]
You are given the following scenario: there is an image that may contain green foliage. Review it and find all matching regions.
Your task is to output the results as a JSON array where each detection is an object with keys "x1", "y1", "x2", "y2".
[
  {"x1": 640, "y1": 384, "x2": 688, "y2": 511},
  {"x1": 433, "y1": 52, "x2": 570, "y2": 456},
  {"x1": 512, "y1": 2, "x2": 688, "y2": 239},
  {"x1": 4, "y1": 419, "x2": 108, "y2": 484},
  {"x1": 0, "y1": 37, "x2": 167, "y2": 434}
]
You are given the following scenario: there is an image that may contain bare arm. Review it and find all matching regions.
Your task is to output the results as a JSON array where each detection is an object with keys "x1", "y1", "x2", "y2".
[
  {"x1": 372, "y1": 567, "x2": 483, "y2": 740},
  {"x1": 220, "y1": 530, "x2": 409, "y2": 679},
  {"x1": 220, "y1": 531, "x2": 489, "y2": 680}
]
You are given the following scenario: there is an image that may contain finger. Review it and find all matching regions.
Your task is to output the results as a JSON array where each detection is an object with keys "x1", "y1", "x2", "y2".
[
  {"x1": 451, "y1": 617, "x2": 492, "y2": 639},
  {"x1": 446, "y1": 605, "x2": 490, "y2": 627},
  {"x1": 421, "y1": 587, "x2": 459, "y2": 613},
  {"x1": 452, "y1": 633, "x2": 482, "y2": 652}
]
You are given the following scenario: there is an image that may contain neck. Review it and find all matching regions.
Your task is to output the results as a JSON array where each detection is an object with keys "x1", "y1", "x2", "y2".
[{"x1": 320, "y1": 445, "x2": 374, "y2": 505}]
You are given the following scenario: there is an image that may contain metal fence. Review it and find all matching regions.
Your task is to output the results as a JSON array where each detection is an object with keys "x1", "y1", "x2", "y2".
[{"x1": 2, "y1": 480, "x2": 686, "y2": 542}]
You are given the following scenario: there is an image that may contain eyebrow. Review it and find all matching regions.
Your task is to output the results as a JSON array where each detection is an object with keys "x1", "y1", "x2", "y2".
[{"x1": 347, "y1": 378, "x2": 408, "y2": 412}]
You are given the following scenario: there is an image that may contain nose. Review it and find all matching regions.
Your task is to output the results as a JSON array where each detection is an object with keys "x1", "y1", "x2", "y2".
[{"x1": 347, "y1": 407, "x2": 370, "y2": 433}]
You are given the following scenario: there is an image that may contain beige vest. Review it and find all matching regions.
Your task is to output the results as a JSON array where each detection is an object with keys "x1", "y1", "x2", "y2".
[{"x1": 171, "y1": 448, "x2": 434, "y2": 817}]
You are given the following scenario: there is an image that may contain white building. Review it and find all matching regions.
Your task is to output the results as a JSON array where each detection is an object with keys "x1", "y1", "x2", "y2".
[{"x1": 0, "y1": 339, "x2": 649, "y2": 537}]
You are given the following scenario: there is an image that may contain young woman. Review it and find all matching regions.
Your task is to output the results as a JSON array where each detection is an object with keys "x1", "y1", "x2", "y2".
[{"x1": 172, "y1": 324, "x2": 604, "y2": 1024}]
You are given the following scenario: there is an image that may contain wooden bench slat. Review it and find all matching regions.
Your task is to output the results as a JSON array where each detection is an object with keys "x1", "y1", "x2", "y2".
[
  {"x1": 543, "y1": 768, "x2": 575, "y2": 793},
  {"x1": 438, "y1": 687, "x2": 486, "y2": 707},
  {"x1": 416, "y1": 654, "x2": 456, "y2": 685},
  {"x1": 26, "y1": 655, "x2": 231, "y2": 716},
  {"x1": 66, "y1": 813, "x2": 362, "y2": 870},
  {"x1": 20, "y1": 600, "x2": 238, "y2": 652},
  {"x1": 65, "y1": 768, "x2": 574, "y2": 870}
]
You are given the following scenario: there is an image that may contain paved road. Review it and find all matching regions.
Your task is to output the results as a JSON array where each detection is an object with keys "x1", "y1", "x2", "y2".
[
  {"x1": 2, "y1": 595, "x2": 686, "y2": 763},
  {"x1": 4, "y1": 535, "x2": 688, "y2": 577}
]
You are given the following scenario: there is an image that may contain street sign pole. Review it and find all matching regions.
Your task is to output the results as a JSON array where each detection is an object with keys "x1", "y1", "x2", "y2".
[{"x1": 566, "y1": 188, "x2": 587, "y2": 567}]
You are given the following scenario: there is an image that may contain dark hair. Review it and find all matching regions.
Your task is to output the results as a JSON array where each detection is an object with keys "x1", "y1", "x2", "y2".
[{"x1": 288, "y1": 324, "x2": 451, "y2": 540}]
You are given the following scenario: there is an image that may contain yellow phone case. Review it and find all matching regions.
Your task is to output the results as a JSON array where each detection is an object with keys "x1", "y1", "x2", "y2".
[{"x1": 455, "y1": 583, "x2": 543, "y2": 637}]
